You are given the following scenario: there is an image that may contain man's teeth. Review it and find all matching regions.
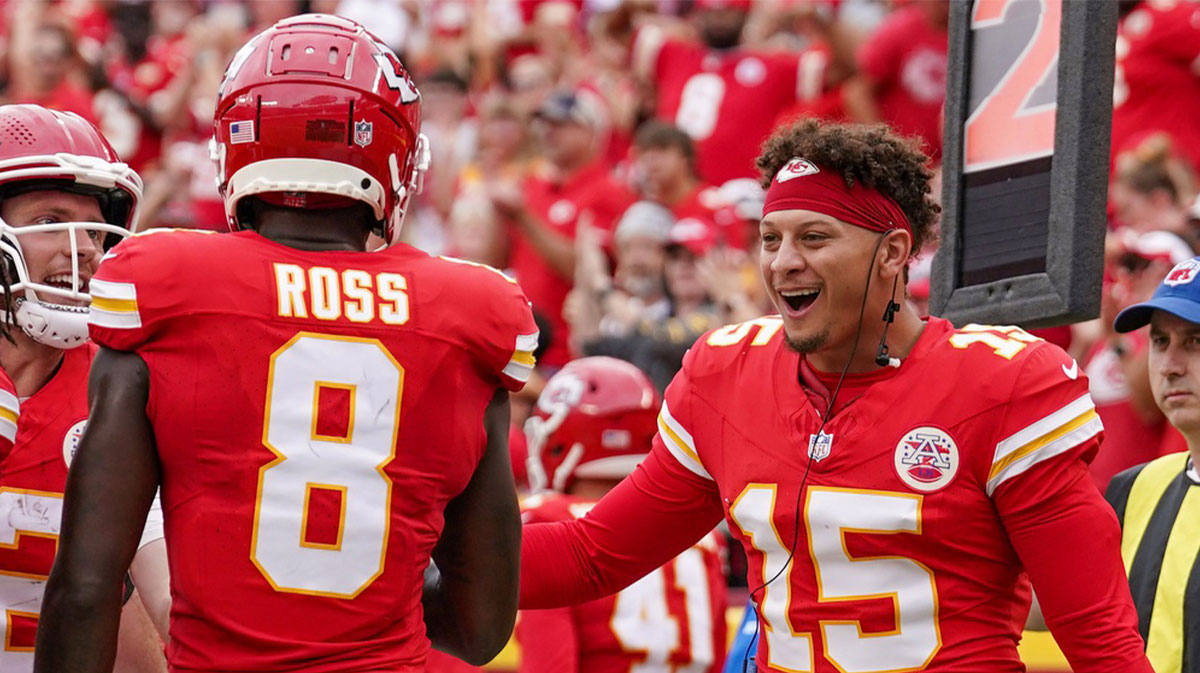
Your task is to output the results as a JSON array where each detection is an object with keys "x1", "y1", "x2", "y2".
[
  {"x1": 780, "y1": 289, "x2": 818, "y2": 297},
  {"x1": 41, "y1": 274, "x2": 87, "y2": 292}
]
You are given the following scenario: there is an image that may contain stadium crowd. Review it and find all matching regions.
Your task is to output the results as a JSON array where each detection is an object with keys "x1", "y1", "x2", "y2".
[{"x1": 1, "y1": 0, "x2": 1199, "y2": 671}]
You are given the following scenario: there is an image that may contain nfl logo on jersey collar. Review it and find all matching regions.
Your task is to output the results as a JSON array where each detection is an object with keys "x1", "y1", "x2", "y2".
[
  {"x1": 808, "y1": 430, "x2": 833, "y2": 462},
  {"x1": 1115, "y1": 255, "x2": 1200, "y2": 332}
]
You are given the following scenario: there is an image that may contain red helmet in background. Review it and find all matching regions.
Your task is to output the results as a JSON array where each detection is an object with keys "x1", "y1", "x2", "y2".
[
  {"x1": 525, "y1": 357, "x2": 662, "y2": 494},
  {"x1": 0, "y1": 104, "x2": 140, "y2": 349},
  {"x1": 212, "y1": 13, "x2": 429, "y2": 244}
]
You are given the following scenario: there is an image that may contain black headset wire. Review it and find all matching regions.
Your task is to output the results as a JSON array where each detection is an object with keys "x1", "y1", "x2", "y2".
[{"x1": 741, "y1": 232, "x2": 892, "y2": 673}]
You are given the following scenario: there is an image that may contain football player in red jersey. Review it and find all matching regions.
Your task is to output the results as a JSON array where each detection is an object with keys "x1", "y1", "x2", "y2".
[
  {"x1": 36, "y1": 15, "x2": 534, "y2": 673},
  {"x1": 519, "y1": 120, "x2": 1154, "y2": 673},
  {"x1": 0, "y1": 104, "x2": 168, "y2": 672},
  {"x1": 518, "y1": 357, "x2": 727, "y2": 673}
]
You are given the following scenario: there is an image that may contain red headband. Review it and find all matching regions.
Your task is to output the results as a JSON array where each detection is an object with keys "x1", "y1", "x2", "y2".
[{"x1": 763, "y1": 158, "x2": 911, "y2": 236}]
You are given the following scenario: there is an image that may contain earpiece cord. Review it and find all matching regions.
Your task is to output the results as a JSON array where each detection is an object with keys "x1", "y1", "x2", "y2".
[{"x1": 742, "y1": 232, "x2": 890, "y2": 672}]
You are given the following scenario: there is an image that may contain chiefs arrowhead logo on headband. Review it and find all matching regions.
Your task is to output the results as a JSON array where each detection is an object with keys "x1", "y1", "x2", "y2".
[
  {"x1": 775, "y1": 158, "x2": 820, "y2": 183},
  {"x1": 764, "y1": 157, "x2": 912, "y2": 236}
]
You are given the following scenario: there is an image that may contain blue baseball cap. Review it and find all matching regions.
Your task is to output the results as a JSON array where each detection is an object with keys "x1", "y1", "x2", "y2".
[{"x1": 1114, "y1": 257, "x2": 1200, "y2": 332}]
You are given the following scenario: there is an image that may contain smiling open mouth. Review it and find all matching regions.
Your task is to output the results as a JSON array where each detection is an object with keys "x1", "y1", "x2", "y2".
[
  {"x1": 781, "y1": 289, "x2": 819, "y2": 312},
  {"x1": 42, "y1": 274, "x2": 87, "y2": 294}
]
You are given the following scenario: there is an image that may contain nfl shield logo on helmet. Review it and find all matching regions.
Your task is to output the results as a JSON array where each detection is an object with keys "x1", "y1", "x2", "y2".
[
  {"x1": 775, "y1": 158, "x2": 820, "y2": 184},
  {"x1": 894, "y1": 426, "x2": 959, "y2": 492},
  {"x1": 353, "y1": 120, "x2": 373, "y2": 148},
  {"x1": 1164, "y1": 258, "x2": 1200, "y2": 286},
  {"x1": 808, "y1": 430, "x2": 833, "y2": 462}
]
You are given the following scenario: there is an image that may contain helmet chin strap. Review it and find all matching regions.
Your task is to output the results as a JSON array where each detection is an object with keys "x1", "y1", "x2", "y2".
[{"x1": 12, "y1": 300, "x2": 89, "y2": 349}]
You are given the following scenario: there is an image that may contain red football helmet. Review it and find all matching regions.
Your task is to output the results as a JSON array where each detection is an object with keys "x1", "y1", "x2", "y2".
[
  {"x1": 0, "y1": 104, "x2": 140, "y2": 349},
  {"x1": 525, "y1": 357, "x2": 662, "y2": 494},
  {"x1": 212, "y1": 13, "x2": 429, "y2": 244}
]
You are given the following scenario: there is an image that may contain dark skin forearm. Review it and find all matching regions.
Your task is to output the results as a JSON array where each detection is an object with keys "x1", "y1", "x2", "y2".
[
  {"x1": 35, "y1": 348, "x2": 160, "y2": 673},
  {"x1": 423, "y1": 388, "x2": 520, "y2": 665}
]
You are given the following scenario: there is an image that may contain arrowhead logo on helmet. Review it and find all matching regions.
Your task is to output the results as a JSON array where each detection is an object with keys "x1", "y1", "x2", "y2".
[{"x1": 524, "y1": 357, "x2": 662, "y2": 494}]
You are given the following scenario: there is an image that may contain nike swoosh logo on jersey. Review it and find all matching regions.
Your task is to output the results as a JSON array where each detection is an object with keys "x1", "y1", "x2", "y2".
[{"x1": 1062, "y1": 360, "x2": 1079, "y2": 380}]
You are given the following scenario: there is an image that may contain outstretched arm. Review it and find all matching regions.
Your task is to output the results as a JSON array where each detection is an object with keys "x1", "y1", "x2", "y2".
[
  {"x1": 997, "y1": 443, "x2": 1153, "y2": 673},
  {"x1": 35, "y1": 347, "x2": 161, "y2": 673},
  {"x1": 424, "y1": 388, "x2": 521, "y2": 665},
  {"x1": 521, "y1": 445, "x2": 725, "y2": 609}
]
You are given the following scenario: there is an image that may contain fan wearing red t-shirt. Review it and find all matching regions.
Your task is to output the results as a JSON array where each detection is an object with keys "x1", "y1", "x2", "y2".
[
  {"x1": 843, "y1": 1, "x2": 948, "y2": 161},
  {"x1": 633, "y1": 2, "x2": 853, "y2": 184},
  {"x1": 632, "y1": 121, "x2": 738, "y2": 248},
  {"x1": 1111, "y1": 0, "x2": 1200, "y2": 173},
  {"x1": 520, "y1": 121, "x2": 1152, "y2": 673},
  {"x1": 519, "y1": 357, "x2": 726, "y2": 673},
  {"x1": 490, "y1": 90, "x2": 635, "y2": 368}
]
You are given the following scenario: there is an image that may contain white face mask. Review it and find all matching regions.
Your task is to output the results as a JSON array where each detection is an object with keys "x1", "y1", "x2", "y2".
[{"x1": 0, "y1": 220, "x2": 130, "y2": 349}]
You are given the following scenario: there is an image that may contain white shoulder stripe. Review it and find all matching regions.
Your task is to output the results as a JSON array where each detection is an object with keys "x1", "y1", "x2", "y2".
[
  {"x1": 89, "y1": 278, "x2": 138, "y2": 301},
  {"x1": 987, "y1": 415, "x2": 1103, "y2": 496},
  {"x1": 89, "y1": 307, "x2": 143, "y2": 330},
  {"x1": 516, "y1": 332, "x2": 539, "y2": 353},
  {"x1": 993, "y1": 394, "x2": 1095, "y2": 466},
  {"x1": 0, "y1": 417, "x2": 16, "y2": 444},
  {"x1": 987, "y1": 394, "x2": 1102, "y2": 496},
  {"x1": 657, "y1": 402, "x2": 712, "y2": 480},
  {"x1": 0, "y1": 388, "x2": 19, "y2": 415},
  {"x1": 502, "y1": 360, "x2": 533, "y2": 383}
]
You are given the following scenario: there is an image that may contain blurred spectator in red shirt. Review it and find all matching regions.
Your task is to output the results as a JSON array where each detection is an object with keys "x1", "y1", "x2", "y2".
[
  {"x1": 1112, "y1": 0, "x2": 1200, "y2": 176},
  {"x1": 1110, "y1": 134, "x2": 1196, "y2": 237},
  {"x1": 7, "y1": 3, "x2": 95, "y2": 124},
  {"x1": 843, "y1": 0, "x2": 948, "y2": 161},
  {"x1": 488, "y1": 89, "x2": 635, "y2": 368},
  {"x1": 632, "y1": 120, "x2": 726, "y2": 238},
  {"x1": 409, "y1": 68, "x2": 477, "y2": 253},
  {"x1": 633, "y1": 0, "x2": 854, "y2": 184},
  {"x1": 507, "y1": 53, "x2": 557, "y2": 119},
  {"x1": 449, "y1": 97, "x2": 535, "y2": 263}
]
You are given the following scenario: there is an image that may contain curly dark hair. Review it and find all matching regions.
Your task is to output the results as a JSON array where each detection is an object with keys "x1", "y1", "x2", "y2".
[{"x1": 756, "y1": 119, "x2": 941, "y2": 254}]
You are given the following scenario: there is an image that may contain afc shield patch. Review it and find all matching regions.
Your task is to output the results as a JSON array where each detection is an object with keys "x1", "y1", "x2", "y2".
[
  {"x1": 894, "y1": 426, "x2": 959, "y2": 493},
  {"x1": 354, "y1": 119, "x2": 373, "y2": 148}
]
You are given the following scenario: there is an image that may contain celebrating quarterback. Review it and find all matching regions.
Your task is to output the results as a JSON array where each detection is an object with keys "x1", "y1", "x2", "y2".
[
  {"x1": 519, "y1": 120, "x2": 1154, "y2": 672},
  {"x1": 36, "y1": 15, "x2": 534, "y2": 673}
]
